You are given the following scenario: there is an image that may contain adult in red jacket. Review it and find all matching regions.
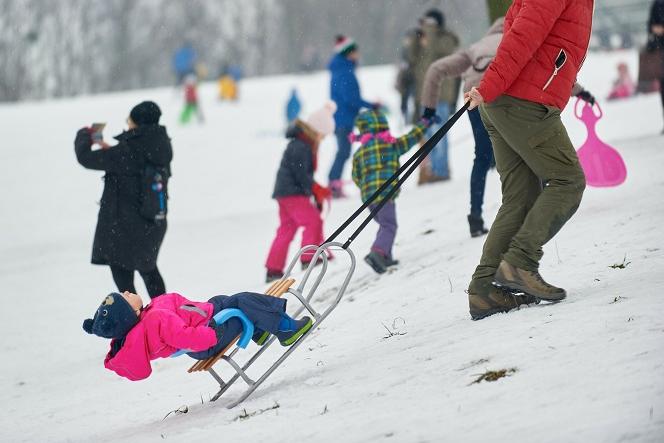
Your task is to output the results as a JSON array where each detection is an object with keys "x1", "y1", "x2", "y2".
[{"x1": 464, "y1": 0, "x2": 594, "y2": 320}]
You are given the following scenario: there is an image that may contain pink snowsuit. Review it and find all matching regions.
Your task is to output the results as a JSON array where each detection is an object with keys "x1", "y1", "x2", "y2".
[{"x1": 104, "y1": 293, "x2": 217, "y2": 381}]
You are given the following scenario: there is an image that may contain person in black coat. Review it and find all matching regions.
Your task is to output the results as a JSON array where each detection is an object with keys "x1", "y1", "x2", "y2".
[
  {"x1": 75, "y1": 101, "x2": 173, "y2": 298},
  {"x1": 648, "y1": 0, "x2": 664, "y2": 126}
]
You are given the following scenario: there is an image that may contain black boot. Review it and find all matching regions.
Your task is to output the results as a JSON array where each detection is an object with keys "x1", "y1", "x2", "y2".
[
  {"x1": 266, "y1": 270, "x2": 284, "y2": 283},
  {"x1": 467, "y1": 214, "x2": 488, "y2": 238},
  {"x1": 364, "y1": 251, "x2": 388, "y2": 274}
]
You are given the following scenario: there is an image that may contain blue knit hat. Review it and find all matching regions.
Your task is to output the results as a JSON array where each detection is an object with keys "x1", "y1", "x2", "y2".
[{"x1": 82, "y1": 293, "x2": 139, "y2": 339}]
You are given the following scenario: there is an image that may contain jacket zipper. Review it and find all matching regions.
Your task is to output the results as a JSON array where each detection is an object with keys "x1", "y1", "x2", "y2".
[{"x1": 542, "y1": 48, "x2": 567, "y2": 91}]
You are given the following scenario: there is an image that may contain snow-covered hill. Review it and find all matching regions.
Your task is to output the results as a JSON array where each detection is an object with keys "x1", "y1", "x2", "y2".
[{"x1": 1, "y1": 49, "x2": 663, "y2": 443}]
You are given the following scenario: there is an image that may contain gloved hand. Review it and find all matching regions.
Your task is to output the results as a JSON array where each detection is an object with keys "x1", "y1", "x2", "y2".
[
  {"x1": 74, "y1": 127, "x2": 93, "y2": 151},
  {"x1": 418, "y1": 115, "x2": 442, "y2": 128},
  {"x1": 576, "y1": 89, "x2": 596, "y2": 105},
  {"x1": 422, "y1": 107, "x2": 437, "y2": 119},
  {"x1": 210, "y1": 318, "x2": 226, "y2": 342},
  {"x1": 312, "y1": 182, "x2": 332, "y2": 211}
]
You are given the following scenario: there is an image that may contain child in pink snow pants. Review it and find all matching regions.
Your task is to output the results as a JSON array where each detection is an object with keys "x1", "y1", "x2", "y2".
[{"x1": 265, "y1": 103, "x2": 336, "y2": 283}]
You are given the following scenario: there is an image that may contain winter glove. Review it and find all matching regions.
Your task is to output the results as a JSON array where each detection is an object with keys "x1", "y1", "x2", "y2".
[
  {"x1": 311, "y1": 181, "x2": 332, "y2": 212},
  {"x1": 418, "y1": 115, "x2": 442, "y2": 128},
  {"x1": 76, "y1": 127, "x2": 93, "y2": 146},
  {"x1": 422, "y1": 107, "x2": 437, "y2": 119},
  {"x1": 209, "y1": 318, "x2": 226, "y2": 343},
  {"x1": 576, "y1": 89, "x2": 596, "y2": 105}
]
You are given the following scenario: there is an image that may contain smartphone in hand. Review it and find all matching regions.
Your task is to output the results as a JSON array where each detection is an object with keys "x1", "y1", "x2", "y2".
[{"x1": 90, "y1": 123, "x2": 106, "y2": 143}]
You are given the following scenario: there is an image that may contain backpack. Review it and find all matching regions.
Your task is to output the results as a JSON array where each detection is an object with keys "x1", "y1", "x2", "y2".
[{"x1": 139, "y1": 164, "x2": 170, "y2": 223}]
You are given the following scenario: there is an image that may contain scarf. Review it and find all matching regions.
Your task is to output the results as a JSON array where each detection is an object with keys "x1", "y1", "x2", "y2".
[{"x1": 348, "y1": 130, "x2": 397, "y2": 145}]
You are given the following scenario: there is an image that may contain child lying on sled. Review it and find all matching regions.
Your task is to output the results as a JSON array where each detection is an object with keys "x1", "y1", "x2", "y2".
[{"x1": 82, "y1": 291, "x2": 312, "y2": 381}]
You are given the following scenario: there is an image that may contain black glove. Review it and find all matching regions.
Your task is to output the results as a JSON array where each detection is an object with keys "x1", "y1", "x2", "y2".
[
  {"x1": 209, "y1": 318, "x2": 226, "y2": 342},
  {"x1": 422, "y1": 107, "x2": 436, "y2": 119},
  {"x1": 576, "y1": 89, "x2": 595, "y2": 105}
]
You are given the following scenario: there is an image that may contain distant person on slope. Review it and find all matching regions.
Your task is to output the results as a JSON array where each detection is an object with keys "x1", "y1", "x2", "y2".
[
  {"x1": 647, "y1": 0, "x2": 664, "y2": 130},
  {"x1": 413, "y1": 8, "x2": 460, "y2": 184},
  {"x1": 82, "y1": 290, "x2": 313, "y2": 381},
  {"x1": 351, "y1": 109, "x2": 432, "y2": 274},
  {"x1": 180, "y1": 74, "x2": 204, "y2": 124},
  {"x1": 265, "y1": 103, "x2": 336, "y2": 283},
  {"x1": 328, "y1": 35, "x2": 377, "y2": 199},
  {"x1": 75, "y1": 101, "x2": 172, "y2": 298},
  {"x1": 421, "y1": 18, "x2": 596, "y2": 238},
  {"x1": 607, "y1": 62, "x2": 636, "y2": 101},
  {"x1": 285, "y1": 88, "x2": 302, "y2": 125},
  {"x1": 464, "y1": 0, "x2": 593, "y2": 320},
  {"x1": 173, "y1": 43, "x2": 197, "y2": 86}
]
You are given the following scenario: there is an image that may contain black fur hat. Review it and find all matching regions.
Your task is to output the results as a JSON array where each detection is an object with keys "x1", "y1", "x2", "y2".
[{"x1": 82, "y1": 293, "x2": 139, "y2": 339}]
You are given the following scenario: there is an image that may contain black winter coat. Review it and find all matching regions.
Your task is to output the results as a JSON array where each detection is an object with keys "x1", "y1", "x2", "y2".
[
  {"x1": 649, "y1": 0, "x2": 664, "y2": 50},
  {"x1": 75, "y1": 125, "x2": 173, "y2": 271},
  {"x1": 272, "y1": 125, "x2": 314, "y2": 199}
]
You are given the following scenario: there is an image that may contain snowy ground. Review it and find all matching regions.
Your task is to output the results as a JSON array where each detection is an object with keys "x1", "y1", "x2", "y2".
[{"x1": 1, "y1": 49, "x2": 663, "y2": 443}]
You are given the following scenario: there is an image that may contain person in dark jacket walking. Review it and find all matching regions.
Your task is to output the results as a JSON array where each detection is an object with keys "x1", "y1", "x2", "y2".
[
  {"x1": 75, "y1": 101, "x2": 173, "y2": 298},
  {"x1": 265, "y1": 103, "x2": 336, "y2": 283},
  {"x1": 328, "y1": 35, "x2": 377, "y2": 199},
  {"x1": 648, "y1": 0, "x2": 664, "y2": 129}
]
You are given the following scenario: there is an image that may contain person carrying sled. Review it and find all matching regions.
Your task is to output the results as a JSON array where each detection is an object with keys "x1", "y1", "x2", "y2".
[
  {"x1": 82, "y1": 290, "x2": 313, "y2": 381},
  {"x1": 351, "y1": 109, "x2": 432, "y2": 274},
  {"x1": 464, "y1": 0, "x2": 593, "y2": 320},
  {"x1": 421, "y1": 17, "x2": 596, "y2": 238},
  {"x1": 265, "y1": 103, "x2": 336, "y2": 283},
  {"x1": 75, "y1": 101, "x2": 172, "y2": 299}
]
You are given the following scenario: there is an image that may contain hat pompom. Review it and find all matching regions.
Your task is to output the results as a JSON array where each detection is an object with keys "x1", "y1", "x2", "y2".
[
  {"x1": 323, "y1": 101, "x2": 337, "y2": 114},
  {"x1": 82, "y1": 318, "x2": 94, "y2": 334},
  {"x1": 306, "y1": 101, "x2": 337, "y2": 136}
]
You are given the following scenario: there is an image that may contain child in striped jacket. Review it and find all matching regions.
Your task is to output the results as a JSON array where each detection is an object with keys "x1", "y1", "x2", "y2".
[{"x1": 351, "y1": 109, "x2": 431, "y2": 273}]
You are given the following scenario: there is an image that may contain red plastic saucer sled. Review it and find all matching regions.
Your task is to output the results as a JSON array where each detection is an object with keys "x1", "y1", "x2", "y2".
[{"x1": 574, "y1": 98, "x2": 627, "y2": 187}]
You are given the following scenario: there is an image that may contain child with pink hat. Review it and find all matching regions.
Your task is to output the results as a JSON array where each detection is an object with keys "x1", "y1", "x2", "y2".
[{"x1": 265, "y1": 102, "x2": 337, "y2": 282}]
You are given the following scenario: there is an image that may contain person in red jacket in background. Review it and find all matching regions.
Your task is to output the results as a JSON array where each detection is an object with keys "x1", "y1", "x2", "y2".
[{"x1": 464, "y1": 0, "x2": 594, "y2": 320}]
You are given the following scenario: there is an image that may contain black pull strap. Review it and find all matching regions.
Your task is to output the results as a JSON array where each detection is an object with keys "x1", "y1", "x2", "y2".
[{"x1": 325, "y1": 102, "x2": 470, "y2": 248}]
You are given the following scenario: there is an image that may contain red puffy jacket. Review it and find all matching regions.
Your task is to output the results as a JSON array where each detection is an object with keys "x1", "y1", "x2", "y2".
[{"x1": 478, "y1": 0, "x2": 594, "y2": 110}]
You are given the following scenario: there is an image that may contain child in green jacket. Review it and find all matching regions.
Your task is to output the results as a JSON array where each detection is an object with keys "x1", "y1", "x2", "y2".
[{"x1": 351, "y1": 109, "x2": 431, "y2": 273}]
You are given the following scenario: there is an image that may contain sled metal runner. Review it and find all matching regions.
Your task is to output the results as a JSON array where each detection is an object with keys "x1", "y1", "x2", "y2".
[{"x1": 199, "y1": 242, "x2": 355, "y2": 408}]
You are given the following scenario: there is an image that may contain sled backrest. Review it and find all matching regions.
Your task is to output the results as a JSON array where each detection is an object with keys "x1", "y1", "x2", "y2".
[{"x1": 187, "y1": 278, "x2": 296, "y2": 373}]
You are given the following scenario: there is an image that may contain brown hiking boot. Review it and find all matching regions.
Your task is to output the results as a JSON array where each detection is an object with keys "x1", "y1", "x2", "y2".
[
  {"x1": 468, "y1": 287, "x2": 533, "y2": 320},
  {"x1": 493, "y1": 260, "x2": 566, "y2": 302}
]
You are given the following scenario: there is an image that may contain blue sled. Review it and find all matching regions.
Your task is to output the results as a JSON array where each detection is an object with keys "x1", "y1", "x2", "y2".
[{"x1": 171, "y1": 308, "x2": 254, "y2": 357}]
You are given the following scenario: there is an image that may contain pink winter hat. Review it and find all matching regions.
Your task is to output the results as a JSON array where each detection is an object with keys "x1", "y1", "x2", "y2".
[{"x1": 306, "y1": 101, "x2": 337, "y2": 136}]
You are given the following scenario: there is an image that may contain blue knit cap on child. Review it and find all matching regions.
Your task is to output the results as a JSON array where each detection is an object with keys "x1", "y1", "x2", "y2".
[{"x1": 82, "y1": 293, "x2": 139, "y2": 339}]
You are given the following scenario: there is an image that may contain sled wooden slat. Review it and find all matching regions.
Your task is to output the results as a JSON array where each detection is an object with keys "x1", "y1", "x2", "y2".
[{"x1": 187, "y1": 278, "x2": 295, "y2": 373}]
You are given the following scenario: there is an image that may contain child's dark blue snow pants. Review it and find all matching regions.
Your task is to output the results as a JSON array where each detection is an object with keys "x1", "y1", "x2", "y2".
[{"x1": 187, "y1": 292, "x2": 287, "y2": 359}]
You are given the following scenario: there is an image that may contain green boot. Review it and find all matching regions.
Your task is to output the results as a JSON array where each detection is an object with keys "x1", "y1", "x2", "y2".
[{"x1": 276, "y1": 316, "x2": 313, "y2": 346}]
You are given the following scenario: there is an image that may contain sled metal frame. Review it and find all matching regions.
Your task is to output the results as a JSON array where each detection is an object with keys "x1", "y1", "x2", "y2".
[{"x1": 203, "y1": 242, "x2": 355, "y2": 408}]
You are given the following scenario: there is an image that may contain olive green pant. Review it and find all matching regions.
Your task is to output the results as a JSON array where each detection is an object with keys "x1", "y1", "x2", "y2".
[{"x1": 468, "y1": 95, "x2": 586, "y2": 295}]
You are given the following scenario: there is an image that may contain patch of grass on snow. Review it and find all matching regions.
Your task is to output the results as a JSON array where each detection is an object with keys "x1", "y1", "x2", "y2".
[{"x1": 470, "y1": 368, "x2": 517, "y2": 385}]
